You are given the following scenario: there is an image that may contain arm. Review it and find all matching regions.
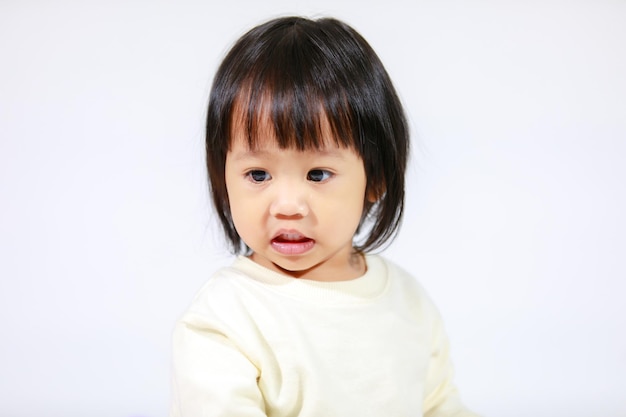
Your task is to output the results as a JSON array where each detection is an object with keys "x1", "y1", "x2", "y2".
[
  {"x1": 422, "y1": 308, "x2": 481, "y2": 417},
  {"x1": 169, "y1": 312, "x2": 267, "y2": 417}
]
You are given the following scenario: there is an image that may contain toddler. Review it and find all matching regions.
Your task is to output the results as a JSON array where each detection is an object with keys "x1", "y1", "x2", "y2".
[{"x1": 170, "y1": 16, "x2": 480, "y2": 417}]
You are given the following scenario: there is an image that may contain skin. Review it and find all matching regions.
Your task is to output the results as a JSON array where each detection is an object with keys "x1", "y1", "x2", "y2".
[{"x1": 224, "y1": 124, "x2": 369, "y2": 282}]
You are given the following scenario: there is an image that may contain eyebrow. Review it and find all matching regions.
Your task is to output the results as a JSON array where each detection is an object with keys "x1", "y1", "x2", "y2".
[
  {"x1": 230, "y1": 147, "x2": 348, "y2": 161},
  {"x1": 230, "y1": 149, "x2": 271, "y2": 161}
]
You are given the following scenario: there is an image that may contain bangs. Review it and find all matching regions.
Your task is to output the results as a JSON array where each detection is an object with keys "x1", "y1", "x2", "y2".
[{"x1": 231, "y1": 84, "x2": 355, "y2": 152}]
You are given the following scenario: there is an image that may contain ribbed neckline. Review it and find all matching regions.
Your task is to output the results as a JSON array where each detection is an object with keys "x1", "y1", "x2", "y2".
[{"x1": 230, "y1": 255, "x2": 390, "y2": 304}]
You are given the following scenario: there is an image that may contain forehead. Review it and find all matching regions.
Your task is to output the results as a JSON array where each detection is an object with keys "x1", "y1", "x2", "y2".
[
  {"x1": 228, "y1": 135, "x2": 351, "y2": 159},
  {"x1": 228, "y1": 132, "x2": 357, "y2": 167},
  {"x1": 226, "y1": 133, "x2": 364, "y2": 175}
]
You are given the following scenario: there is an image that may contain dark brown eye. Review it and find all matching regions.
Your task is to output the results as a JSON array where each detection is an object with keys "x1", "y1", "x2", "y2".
[
  {"x1": 247, "y1": 170, "x2": 271, "y2": 183},
  {"x1": 307, "y1": 169, "x2": 332, "y2": 182}
]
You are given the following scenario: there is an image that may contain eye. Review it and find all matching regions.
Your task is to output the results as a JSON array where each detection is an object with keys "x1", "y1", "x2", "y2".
[
  {"x1": 307, "y1": 169, "x2": 333, "y2": 182},
  {"x1": 246, "y1": 170, "x2": 271, "y2": 183}
]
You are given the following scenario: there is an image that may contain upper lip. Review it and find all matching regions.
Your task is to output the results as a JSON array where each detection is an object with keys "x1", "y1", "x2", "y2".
[{"x1": 271, "y1": 229, "x2": 311, "y2": 242}]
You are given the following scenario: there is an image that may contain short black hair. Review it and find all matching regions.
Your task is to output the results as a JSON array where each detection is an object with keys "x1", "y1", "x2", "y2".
[{"x1": 206, "y1": 16, "x2": 409, "y2": 254}]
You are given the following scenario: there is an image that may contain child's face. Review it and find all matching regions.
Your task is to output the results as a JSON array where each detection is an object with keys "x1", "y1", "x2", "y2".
[{"x1": 225, "y1": 124, "x2": 368, "y2": 282}]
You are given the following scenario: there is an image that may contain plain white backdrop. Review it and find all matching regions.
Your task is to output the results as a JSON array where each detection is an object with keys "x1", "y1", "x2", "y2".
[{"x1": 1, "y1": 1, "x2": 625, "y2": 416}]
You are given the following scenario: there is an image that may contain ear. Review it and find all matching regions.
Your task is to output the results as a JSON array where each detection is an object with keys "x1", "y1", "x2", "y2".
[
  {"x1": 366, "y1": 188, "x2": 378, "y2": 203},
  {"x1": 366, "y1": 182, "x2": 385, "y2": 203}
]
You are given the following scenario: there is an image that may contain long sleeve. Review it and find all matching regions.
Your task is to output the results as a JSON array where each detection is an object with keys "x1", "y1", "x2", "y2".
[
  {"x1": 169, "y1": 311, "x2": 266, "y2": 417},
  {"x1": 422, "y1": 307, "x2": 480, "y2": 417}
]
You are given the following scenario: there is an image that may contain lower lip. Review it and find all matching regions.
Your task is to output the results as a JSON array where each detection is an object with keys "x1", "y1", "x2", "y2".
[{"x1": 271, "y1": 239, "x2": 315, "y2": 255}]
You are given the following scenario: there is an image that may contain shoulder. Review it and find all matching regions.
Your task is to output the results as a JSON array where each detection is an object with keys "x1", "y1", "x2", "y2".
[
  {"x1": 175, "y1": 258, "x2": 263, "y2": 327},
  {"x1": 173, "y1": 257, "x2": 282, "y2": 357},
  {"x1": 368, "y1": 254, "x2": 441, "y2": 318},
  {"x1": 367, "y1": 254, "x2": 428, "y2": 293}
]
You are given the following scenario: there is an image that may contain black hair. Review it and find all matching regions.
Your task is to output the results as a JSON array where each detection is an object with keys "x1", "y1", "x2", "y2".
[{"x1": 206, "y1": 16, "x2": 409, "y2": 254}]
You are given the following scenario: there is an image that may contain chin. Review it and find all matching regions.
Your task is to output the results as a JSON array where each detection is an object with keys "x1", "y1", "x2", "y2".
[{"x1": 269, "y1": 257, "x2": 321, "y2": 276}]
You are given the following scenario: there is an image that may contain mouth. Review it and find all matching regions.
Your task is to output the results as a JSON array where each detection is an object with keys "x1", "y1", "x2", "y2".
[{"x1": 271, "y1": 231, "x2": 315, "y2": 255}]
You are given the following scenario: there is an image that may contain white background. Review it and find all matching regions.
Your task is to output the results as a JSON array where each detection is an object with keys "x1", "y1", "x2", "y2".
[{"x1": 1, "y1": 1, "x2": 625, "y2": 416}]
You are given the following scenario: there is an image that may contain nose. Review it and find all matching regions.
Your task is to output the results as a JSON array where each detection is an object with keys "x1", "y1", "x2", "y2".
[{"x1": 269, "y1": 180, "x2": 310, "y2": 218}]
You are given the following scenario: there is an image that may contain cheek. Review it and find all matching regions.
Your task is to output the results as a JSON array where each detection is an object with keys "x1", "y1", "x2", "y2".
[
  {"x1": 228, "y1": 197, "x2": 255, "y2": 241},
  {"x1": 326, "y1": 181, "x2": 367, "y2": 225},
  {"x1": 225, "y1": 178, "x2": 251, "y2": 228}
]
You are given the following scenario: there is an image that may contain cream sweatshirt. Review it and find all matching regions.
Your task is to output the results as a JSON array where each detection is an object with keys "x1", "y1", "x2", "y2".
[{"x1": 170, "y1": 255, "x2": 479, "y2": 417}]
